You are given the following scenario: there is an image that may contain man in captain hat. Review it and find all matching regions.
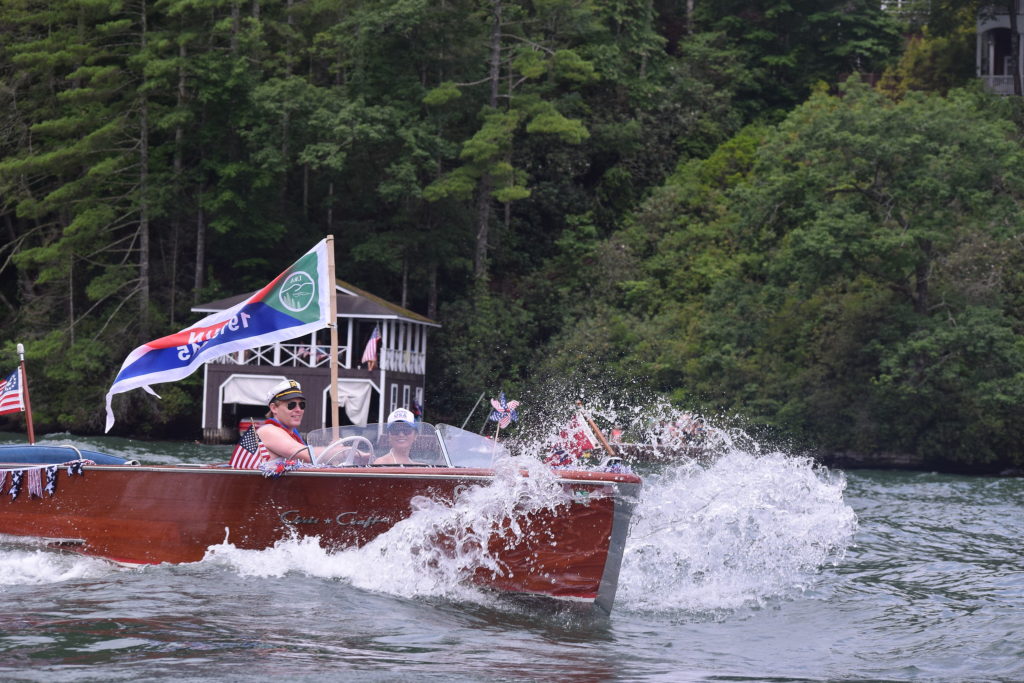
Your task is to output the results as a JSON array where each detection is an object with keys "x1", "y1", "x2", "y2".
[{"x1": 257, "y1": 379, "x2": 313, "y2": 462}]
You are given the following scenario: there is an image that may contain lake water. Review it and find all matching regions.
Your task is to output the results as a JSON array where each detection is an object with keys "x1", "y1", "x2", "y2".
[{"x1": 0, "y1": 432, "x2": 1021, "y2": 682}]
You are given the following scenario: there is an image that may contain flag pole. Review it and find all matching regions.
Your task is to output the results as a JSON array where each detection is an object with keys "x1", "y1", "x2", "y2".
[
  {"x1": 17, "y1": 343, "x2": 35, "y2": 445},
  {"x1": 576, "y1": 400, "x2": 615, "y2": 458},
  {"x1": 326, "y1": 234, "x2": 339, "y2": 431},
  {"x1": 461, "y1": 391, "x2": 486, "y2": 430}
]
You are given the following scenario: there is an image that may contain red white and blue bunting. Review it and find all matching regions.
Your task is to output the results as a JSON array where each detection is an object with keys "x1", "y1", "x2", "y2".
[
  {"x1": 1, "y1": 460, "x2": 88, "y2": 502},
  {"x1": 258, "y1": 459, "x2": 304, "y2": 478}
]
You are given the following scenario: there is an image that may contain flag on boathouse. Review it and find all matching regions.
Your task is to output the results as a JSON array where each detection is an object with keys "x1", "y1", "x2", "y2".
[
  {"x1": 231, "y1": 425, "x2": 269, "y2": 469},
  {"x1": 0, "y1": 368, "x2": 24, "y2": 415},
  {"x1": 104, "y1": 240, "x2": 333, "y2": 432},
  {"x1": 361, "y1": 325, "x2": 381, "y2": 371}
]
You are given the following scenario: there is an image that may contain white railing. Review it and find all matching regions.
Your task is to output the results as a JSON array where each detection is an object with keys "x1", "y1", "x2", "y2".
[
  {"x1": 215, "y1": 343, "x2": 350, "y2": 369},
  {"x1": 381, "y1": 347, "x2": 426, "y2": 374},
  {"x1": 981, "y1": 75, "x2": 1016, "y2": 95},
  {"x1": 212, "y1": 342, "x2": 423, "y2": 373}
]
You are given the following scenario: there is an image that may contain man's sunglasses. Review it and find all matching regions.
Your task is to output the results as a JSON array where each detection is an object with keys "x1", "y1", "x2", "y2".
[{"x1": 281, "y1": 400, "x2": 306, "y2": 410}]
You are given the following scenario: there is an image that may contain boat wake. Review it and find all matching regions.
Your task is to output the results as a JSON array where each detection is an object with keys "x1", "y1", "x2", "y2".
[
  {"x1": 202, "y1": 434, "x2": 855, "y2": 616},
  {"x1": 0, "y1": 540, "x2": 113, "y2": 586},
  {"x1": 202, "y1": 454, "x2": 574, "y2": 605},
  {"x1": 1, "y1": 408, "x2": 857, "y2": 616},
  {"x1": 616, "y1": 449, "x2": 857, "y2": 614}
]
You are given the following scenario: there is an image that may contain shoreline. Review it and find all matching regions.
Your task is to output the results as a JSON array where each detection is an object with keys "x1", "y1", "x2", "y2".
[
  {"x1": 611, "y1": 441, "x2": 1024, "y2": 477},
  {"x1": 814, "y1": 450, "x2": 1024, "y2": 477}
]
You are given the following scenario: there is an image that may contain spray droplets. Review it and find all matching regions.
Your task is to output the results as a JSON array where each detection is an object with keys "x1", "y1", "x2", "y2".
[
  {"x1": 618, "y1": 451, "x2": 856, "y2": 613},
  {"x1": 207, "y1": 394, "x2": 856, "y2": 616}
]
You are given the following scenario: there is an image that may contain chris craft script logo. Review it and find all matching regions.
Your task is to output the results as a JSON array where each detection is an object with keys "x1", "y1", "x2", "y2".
[{"x1": 280, "y1": 510, "x2": 389, "y2": 528}]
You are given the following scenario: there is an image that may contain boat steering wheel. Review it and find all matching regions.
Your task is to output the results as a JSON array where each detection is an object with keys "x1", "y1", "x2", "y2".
[{"x1": 315, "y1": 436, "x2": 375, "y2": 466}]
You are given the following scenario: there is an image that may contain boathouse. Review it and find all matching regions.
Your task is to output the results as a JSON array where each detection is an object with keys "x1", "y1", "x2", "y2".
[
  {"x1": 193, "y1": 280, "x2": 440, "y2": 442},
  {"x1": 978, "y1": 5, "x2": 1024, "y2": 95}
]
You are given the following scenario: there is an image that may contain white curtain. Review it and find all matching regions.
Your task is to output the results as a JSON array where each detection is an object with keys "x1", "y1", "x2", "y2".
[
  {"x1": 220, "y1": 375, "x2": 373, "y2": 426},
  {"x1": 337, "y1": 381, "x2": 373, "y2": 426},
  {"x1": 222, "y1": 375, "x2": 287, "y2": 405}
]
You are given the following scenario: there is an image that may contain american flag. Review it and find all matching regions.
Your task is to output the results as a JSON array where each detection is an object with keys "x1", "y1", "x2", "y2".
[
  {"x1": 231, "y1": 425, "x2": 269, "y2": 469},
  {"x1": 556, "y1": 413, "x2": 597, "y2": 458},
  {"x1": 0, "y1": 368, "x2": 24, "y2": 416},
  {"x1": 361, "y1": 326, "x2": 381, "y2": 369}
]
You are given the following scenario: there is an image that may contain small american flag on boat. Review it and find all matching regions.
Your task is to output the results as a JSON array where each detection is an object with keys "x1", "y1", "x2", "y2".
[
  {"x1": 231, "y1": 425, "x2": 269, "y2": 469},
  {"x1": 0, "y1": 368, "x2": 24, "y2": 415}
]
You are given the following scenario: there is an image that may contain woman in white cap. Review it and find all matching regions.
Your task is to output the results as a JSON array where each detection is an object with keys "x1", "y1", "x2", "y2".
[
  {"x1": 373, "y1": 408, "x2": 419, "y2": 465},
  {"x1": 257, "y1": 379, "x2": 313, "y2": 462}
]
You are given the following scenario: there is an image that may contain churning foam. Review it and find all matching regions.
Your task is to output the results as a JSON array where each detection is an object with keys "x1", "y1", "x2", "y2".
[
  {"x1": 0, "y1": 543, "x2": 113, "y2": 587},
  {"x1": 204, "y1": 441, "x2": 856, "y2": 615},
  {"x1": 203, "y1": 454, "x2": 573, "y2": 604},
  {"x1": 2, "y1": 404, "x2": 858, "y2": 613},
  {"x1": 617, "y1": 449, "x2": 857, "y2": 613}
]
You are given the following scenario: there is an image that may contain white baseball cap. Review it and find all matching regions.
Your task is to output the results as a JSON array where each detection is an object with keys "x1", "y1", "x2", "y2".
[{"x1": 387, "y1": 408, "x2": 416, "y2": 425}]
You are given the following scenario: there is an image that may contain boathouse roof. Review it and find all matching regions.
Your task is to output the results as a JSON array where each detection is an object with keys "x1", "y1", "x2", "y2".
[{"x1": 192, "y1": 278, "x2": 439, "y2": 327}]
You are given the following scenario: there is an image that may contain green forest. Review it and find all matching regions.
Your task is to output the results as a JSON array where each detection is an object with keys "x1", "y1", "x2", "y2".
[{"x1": 2, "y1": 1, "x2": 1023, "y2": 472}]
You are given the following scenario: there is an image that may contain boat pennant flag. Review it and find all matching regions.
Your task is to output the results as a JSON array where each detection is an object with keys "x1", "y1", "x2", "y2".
[
  {"x1": 0, "y1": 367, "x2": 25, "y2": 416},
  {"x1": 105, "y1": 239, "x2": 333, "y2": 431}
]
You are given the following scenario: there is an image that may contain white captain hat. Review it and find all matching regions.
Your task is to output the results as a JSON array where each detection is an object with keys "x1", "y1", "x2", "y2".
[{"x1": 267, "y1": 379, "x2": 305, "y2": 404}]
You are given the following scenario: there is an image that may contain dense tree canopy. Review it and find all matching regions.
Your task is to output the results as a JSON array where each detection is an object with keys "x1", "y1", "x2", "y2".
[
  {"x1": 2, "y1": 1, "x2": 1021, "y2": 471},
  {"x1": 548, "y1": 83, "x2": 1024, "y2": 470}
]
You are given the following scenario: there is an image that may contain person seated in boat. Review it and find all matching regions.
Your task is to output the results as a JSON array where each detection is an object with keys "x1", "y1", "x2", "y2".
[
  {"x1": 297, "y1": 345, "x2": 329, "y2": 364},
  {"x1": 257, "y1": 379, "x2": 313, "y2": 463},
  {"x1": 373, "y1": 408, "x2": 420, "y2": 465}
]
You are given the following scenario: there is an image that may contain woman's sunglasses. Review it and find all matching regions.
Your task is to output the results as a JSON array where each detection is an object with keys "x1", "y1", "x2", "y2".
[
  {"x1": 388, "y1": 425, "x2": 415, "y2": 436},
  {"x1": 281, "y1": 400, "x2": 306, "y2": 410}
]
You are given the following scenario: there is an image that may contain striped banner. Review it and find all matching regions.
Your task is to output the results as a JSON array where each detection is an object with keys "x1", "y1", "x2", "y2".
[{"x1": 105, "y1": 240, "x2": 332, "y2": 431}]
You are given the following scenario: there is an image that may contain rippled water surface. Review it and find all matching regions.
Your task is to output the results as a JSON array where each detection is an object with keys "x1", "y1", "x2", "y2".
[{"x1": 1, "y1": 433, "x2": 1021, "y2": 682}]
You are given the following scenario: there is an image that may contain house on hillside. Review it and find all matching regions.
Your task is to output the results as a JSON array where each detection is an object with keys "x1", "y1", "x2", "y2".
[
  {"x1": 978, "y1": 5, "x2": 1023, "y2": 94},
  {"x1": 193, "y1": 279, "x2": 440, "y2": 442}
]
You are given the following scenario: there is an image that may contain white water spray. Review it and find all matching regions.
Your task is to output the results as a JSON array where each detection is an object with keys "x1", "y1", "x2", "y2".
[
  {"x1": 0, "y1": 543, "x2": 113, "y2": 587},
  {"x1": 1, "y1": 399, "x2": 857, "y2": 615},
  {"x1": 617, "y1": 449, "x2": 856, "y2": 613},
  {"x1": 204, "y1": 454, "x2": 574, "y2": 604},
  {"x1": 205, "y1": 413, "x2": 855, "y2": 615}
]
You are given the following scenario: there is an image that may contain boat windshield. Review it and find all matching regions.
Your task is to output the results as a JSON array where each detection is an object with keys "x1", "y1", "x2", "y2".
[
  {"x1": 434, "y1": 423, "x2": 508, "y2": 468},
  {"x1": 304, "y1": 422, "x2": 508, "y2": 468}
]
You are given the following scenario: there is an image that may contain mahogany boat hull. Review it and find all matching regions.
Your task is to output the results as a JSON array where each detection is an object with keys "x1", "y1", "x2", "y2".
[{"x1": 0, "y1": 462, "x2": 640, "y2": 613}]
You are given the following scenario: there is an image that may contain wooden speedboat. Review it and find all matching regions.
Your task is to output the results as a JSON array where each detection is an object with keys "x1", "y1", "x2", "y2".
[{"x1": 0, "y1": 423, "x2": 640, "y2": 614}]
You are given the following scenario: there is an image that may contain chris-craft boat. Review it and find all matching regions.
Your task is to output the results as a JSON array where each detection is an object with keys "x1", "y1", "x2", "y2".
[{"x1": 0, "y1": 422, "x2": 640, "y2": 614}]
